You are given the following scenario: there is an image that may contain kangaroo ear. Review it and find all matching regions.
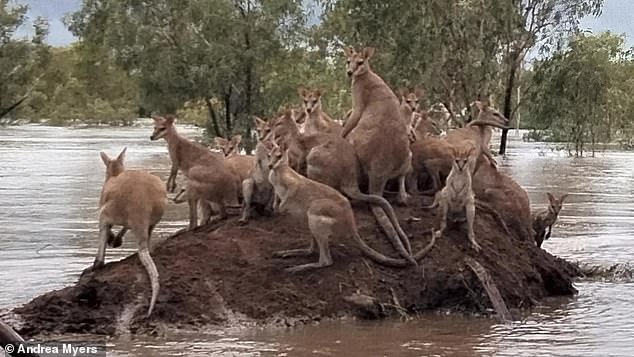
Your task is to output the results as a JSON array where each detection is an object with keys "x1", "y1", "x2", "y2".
[
  {"x1": 474, "y1": 101, "x2": 485, "y2": 112},
  {"x1": 314, "y1": 89, "x2": 323, "y2": 97},
  {"x1": 560, "y1": 193, "x2": 569, "y2": 203},
  {"x1": 343, "y1": 46, "x2": 354, "y2": 57},
  {"x1": 398, "y1": 88, "x2": 408, "y2": 98},
  {"x1": 100, "y1": 151, "x2": 110, "y2": 166},
  {"x1": 151, "y1": 115, "x2": 163, "y2": 123},
  {"x1": 546, "y1": 192, "x2": 555, "y2": 203},
  {"x1": 298, "y1": 85, "x2": 307, "y2": 97},
  {"x1": 362, "y1": 47, "x2": 375, "y2": 59},
  {"x1": 231, "y1": 134, "x2": 242, "y2": 145},
  {"x1": 116, "y1": 147, "x2": 127, "y2": 163},
  {"x1": 164, "y1": 115, "x2": 175, "y2": 125}
]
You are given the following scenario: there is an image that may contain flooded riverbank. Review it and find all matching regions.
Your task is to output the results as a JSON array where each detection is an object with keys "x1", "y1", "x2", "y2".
[{"x1": 1, "y1": 125, "x2": 633, "y2": 356}]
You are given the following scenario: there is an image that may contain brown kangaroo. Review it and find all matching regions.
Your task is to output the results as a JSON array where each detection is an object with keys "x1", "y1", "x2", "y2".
[
  {"x1": 239, "y1": 117, "x2": 276, "y2": 224},
  {"x1": 298, "y1": 86, "x2": 342, "y2": 136},
  {"x1": 267, "y1": 142, "x2": 434, "y2": 272},
  {"x1": 273, "y1": 109, "x2": 415, "y2": 263},
  {"x1": 83, "y1": 148, "x2": 167, "y2": 317},
  {"x1": 426, "y1": 146, "x2": 480, "y2": 251},
  {"x1": 532, "y1": 193, "x2": 568, "y2": 247},
  {"x1": 151, "y1": 115, "x2": 237, "y2": 229},
  {"x1": 342, "y1": 46, "x2": 412, "y2": 206}
]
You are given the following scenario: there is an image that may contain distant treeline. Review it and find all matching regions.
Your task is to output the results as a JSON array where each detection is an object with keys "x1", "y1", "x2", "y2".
[{"x1": 6, "y1": 0, "x2": 633, "y2": 155}]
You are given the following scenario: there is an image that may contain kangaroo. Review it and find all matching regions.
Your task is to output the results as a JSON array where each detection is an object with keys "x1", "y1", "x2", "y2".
[
  {"x1": 151, "y1": 115, "x2": 237, "y2": 229},
  {"x1": 407, "y1": 112, "x2": 444, "y2": 194},
  {"x1": 445, "y1": 101, "x2": 509, "y2": 173},
  {"x1": 426, "y1": 146, "x2": 480, "y2": 251},
  {"x1": 274, "y1": 109, "x2": 414, "y2": 263},
  {"x1": 342, "y1": 47, "x2": 412, "y2": 206},
  {"x1": 215, "y1": 134, "x2": 256, "y2": 199},
  {"x1": 267, "y1": 142, "x2": 434, "y2": 272},
  {"x1": 410, "y1": 101, "x2": 509, "y2": 195},
  {"x1": 298, "y1": 86, "x2": 342, "y2": 136},
  {"x1": 214, "y1": 134, "x2": 242, "y2": 156},
  {"x1": 398, "y1": 87, "x2": 424, "y2": 129},
  {"x1": 532, "y1": 193, "x2": 568, "y2": 247},
  {"x1": 83, "y1": 148, "x2": 167, "y2": 317},
  {"x1": 471, "y1": 154, "x2": 534, "y2": 241},
  {"x1": 238, "y1": 117, "x2": 276, "y2": 224}
]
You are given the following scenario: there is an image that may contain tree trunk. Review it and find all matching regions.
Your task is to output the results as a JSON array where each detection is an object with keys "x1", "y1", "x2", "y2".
[
  {"x1": 205, "y1": 97, "x2": 223, "y2": 138},
  {"x1": 499, "y1": 55, "x2": 519, "y2": 155},
  {"x1": 224, "y1": 89, "x2": 232, "y2": 134},
  {"x1": 0, "y1": 95, "x2": 29, "y2": 120},
  {"x1": 243, "y1": 26, "x2": 254, "y2": 154}
]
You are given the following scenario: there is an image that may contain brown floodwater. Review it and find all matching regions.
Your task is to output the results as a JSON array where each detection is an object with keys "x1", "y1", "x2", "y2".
[{"x1": 1, "y1": 125, "x2": 633, "y2": 356}]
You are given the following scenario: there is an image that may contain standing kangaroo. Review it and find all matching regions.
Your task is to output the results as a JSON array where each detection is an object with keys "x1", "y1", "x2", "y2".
[
  {"x1": 426, "y1": 146, "x2": 480, "y2": 251},
  {"x1": 445, "y1": 101, "x2": 509, "y2": 173},
  {"x1": 342, "y1": 47, "x2": 412, "y2": 207},
  {"x1": 239, "y1": 117, "x2": 276, "y2": 224},
  {"x1": 298, "y1": 86, "x2": 342, "y2": 136},
  {"x1": 267, "y1": 142, "x2": 434, "y2": 272},
  {"x1": 398, "y1": 87, "x2": 424, "y2": 129},
  {"x1": 83, "y1": 148, "x2": 167, "y2": 317},
  {"x1": 151, "y1": 115, "x2": 237, "y2": 229},
  {"x1": 214, "y1": 134, "x2": 256, "y2": 198},
  {"x1": 274, "y1": 109, "x2": 414, "y2": 263},
  {"x1": 532, "y1": 193, "x2": 568, "y2": 247}
]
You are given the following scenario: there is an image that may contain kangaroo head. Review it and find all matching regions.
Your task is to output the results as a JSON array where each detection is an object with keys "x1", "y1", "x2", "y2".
[
  {"x1": 271, "y1": 108, "x2": 297, "y2": 141},
  {"x1": 254, "y1": 116, "x2": 273, "y2": 141},
  {"x1": 298, "y1": 86, "x2": 324, "y2": 115},
  {"x1": 213, "y1": 137, "x2": 231, "y2": 156},
  {"x1": 100, "y1": 147, "x2": 127, "y2": 180},
  {"x1": 228, "y1": 134, "x2": 242, "y2": 155},
  {"x1": 413, "y1": 111, "x2": 441, "y2": 137},
  {"x1": 150, "y1": 115, "x2": 176, "y2": 140},
  {"x1": 344, "y1": 46, "x2": 374, "y2": 78},
  {"x1": 546, "y1": 193, "x2": 568, "y2": 215},
  {"x1": 451, "y1": 146, "x2": 475, "y2": 173},
  {"x1": 471, "y1": 101, "x2": 509, "y2": 127},
  {"x1": 399, "y1": 87, "x2": 424, "y2": 113},
  {"x1": 267, "y1": 139, "x2": 289, "y2": 170}
]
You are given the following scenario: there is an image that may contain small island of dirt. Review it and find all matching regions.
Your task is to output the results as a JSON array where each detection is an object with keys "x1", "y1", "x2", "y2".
[{"x1": 12, "y1": 197, "x2": 578, "y2": 337}]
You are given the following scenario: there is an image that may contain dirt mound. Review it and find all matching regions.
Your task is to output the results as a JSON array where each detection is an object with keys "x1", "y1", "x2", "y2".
[{"x1": 13, "y1": 197, "x2": 578, "y2": 337}]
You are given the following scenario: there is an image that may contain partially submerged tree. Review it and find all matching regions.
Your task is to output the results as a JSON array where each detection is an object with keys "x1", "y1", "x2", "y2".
[{"x1": 528, "y1": 32, "x2": 628, "y2": 156}]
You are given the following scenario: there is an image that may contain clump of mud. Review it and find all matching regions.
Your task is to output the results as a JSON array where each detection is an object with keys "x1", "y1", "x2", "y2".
[{"x1": 13, "y1": 197, "x2": 578, "y2": 337}]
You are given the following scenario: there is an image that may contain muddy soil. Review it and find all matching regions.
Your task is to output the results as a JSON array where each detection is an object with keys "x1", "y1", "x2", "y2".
[{"x1": 13, "y1": 196, "x2": 578, "y2": 337}]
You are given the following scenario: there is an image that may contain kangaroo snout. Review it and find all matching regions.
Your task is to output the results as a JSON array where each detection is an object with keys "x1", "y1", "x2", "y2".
[
  {"x1": 346, "y1": 70, "x2": 353, "y2": 77},
  {"x1": 150, "y1": 135, "x2": 156, "y2": 141}
]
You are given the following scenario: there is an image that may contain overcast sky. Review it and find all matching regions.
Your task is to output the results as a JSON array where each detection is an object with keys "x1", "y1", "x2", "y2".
[{"x1": 14, "y1": 0, "x2": 634, "y2": 47}]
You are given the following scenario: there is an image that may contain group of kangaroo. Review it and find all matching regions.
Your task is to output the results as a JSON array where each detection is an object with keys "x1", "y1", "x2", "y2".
[{"x1": 82, "y1": 47, "x2": 568, "y2": 318}]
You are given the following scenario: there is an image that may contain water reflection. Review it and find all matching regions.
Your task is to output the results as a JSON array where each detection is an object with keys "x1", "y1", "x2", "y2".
[{"x1": 1, "y1": 127, "x2": 634, "y2": 356}]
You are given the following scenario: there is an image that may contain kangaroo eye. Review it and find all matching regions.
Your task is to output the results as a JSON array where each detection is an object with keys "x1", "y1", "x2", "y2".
[{"x1": 358, "y1": 60, "x2": 364, "y2": 65}]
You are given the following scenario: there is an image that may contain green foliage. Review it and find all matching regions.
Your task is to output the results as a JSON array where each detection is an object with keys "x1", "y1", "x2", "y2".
[
  {"x1": 17, "y1": 46, "x2": 139, "y2": 125},
  {"x1": 527, "y1": 32, "x2": 634, "y2": 156},
  {"x1": 5, "y1": 0, "x2": 617, "y2": 157},
  {"x1": 0, "y1": 0, "x2": 50, "y2": 122}
]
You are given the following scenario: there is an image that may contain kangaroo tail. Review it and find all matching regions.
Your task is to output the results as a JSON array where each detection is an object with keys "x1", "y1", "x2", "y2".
[
  {"x1": 346, "y1": 188, "x2": 413, "y2": 255},
  {"x1": 138, "y1": 248, "x2": 159, "y2": 317},
  {"x1": 351, "y1": 232, "x2": 408, "y2": 267},
  {"x1": 352, "y1": 229, "x2": 437, "y2": 268}
]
